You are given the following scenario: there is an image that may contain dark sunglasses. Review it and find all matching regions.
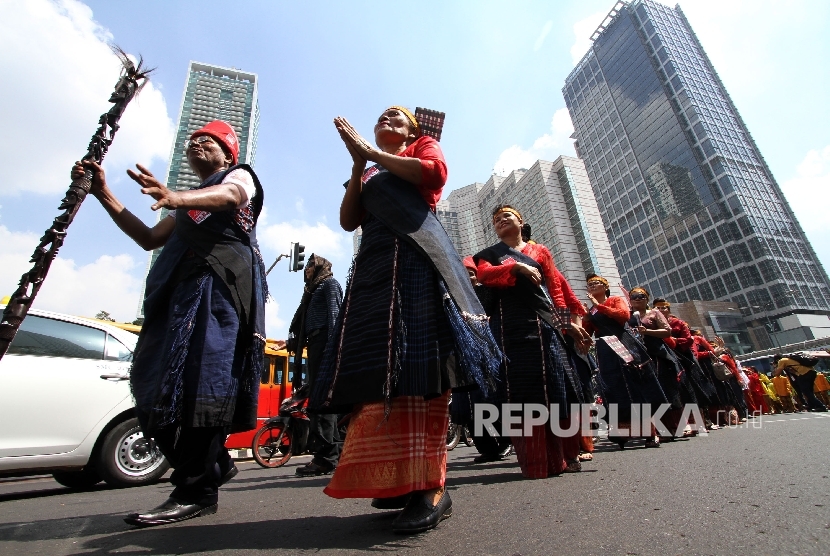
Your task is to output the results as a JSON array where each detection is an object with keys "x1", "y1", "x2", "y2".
[{"x1": 630, "y1": 293, "x2": 648, "y2": 301}]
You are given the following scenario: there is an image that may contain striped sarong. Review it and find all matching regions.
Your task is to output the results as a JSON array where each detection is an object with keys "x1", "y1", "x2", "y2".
[{"x1": 324, "y1": 391, "x2": 449, "y2": 499}]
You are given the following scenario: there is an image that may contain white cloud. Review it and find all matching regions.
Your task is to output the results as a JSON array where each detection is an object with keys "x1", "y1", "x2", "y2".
[
  {"x1": 263, "y1": 299, "x2": 284, "y2": 339},
  {"x1": 0, "y1": 225, "x2": 142, "y2": 322},
  {"x1": 294, "y1": 197, "x2": 306, "y2": 216},
  {"x1": 0, "y1": 0, "x2": 174, "y2": 197},
  {"x1": 570, "y1": 10, "x2": 607, "y2": 65},
  {"x1": 257, "y1": 218, "x2": 352, "y2": 339},
  {"x1": 534, "y1": 21, "x2": 553, "y2": 51},
  {"x1": 493, "y1": 108, "x2": 576, "y2": 175},
  {"x1": 781, "y1": 146, "x2": 830, "y2": 241}
]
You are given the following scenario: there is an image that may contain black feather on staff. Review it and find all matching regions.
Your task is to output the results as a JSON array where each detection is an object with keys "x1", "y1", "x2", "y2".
[{"x1": 0, "y1": 46, "x2": 153, "y2": 360}]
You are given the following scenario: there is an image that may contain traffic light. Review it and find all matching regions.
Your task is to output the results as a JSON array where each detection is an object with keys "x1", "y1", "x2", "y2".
[{"x1": 291, "y1": 243, "x2": 305, "y2": 272}]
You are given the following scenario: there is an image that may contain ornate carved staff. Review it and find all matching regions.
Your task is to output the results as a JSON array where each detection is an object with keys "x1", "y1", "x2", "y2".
[{"x1": 0, "y1": 47, "x2": 153, "y2": 360}]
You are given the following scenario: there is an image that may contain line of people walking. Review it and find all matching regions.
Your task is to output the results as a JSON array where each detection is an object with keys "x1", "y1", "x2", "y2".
[{"x1": 88, "y1": 104, "x2": 825, "y2": 535}]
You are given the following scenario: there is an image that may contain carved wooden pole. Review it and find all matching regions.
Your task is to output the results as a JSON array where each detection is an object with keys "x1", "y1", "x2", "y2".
[{"x1": 0, "y1": 48, "x2": 153, "y2": 360}]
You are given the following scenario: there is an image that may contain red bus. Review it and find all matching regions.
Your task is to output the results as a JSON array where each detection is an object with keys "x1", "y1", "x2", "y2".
[{"x1": 224, "y1": 340, "x2": 307, "y2": 450}]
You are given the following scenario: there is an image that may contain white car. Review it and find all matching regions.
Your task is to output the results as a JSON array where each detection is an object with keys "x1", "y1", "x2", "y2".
[{"x1": 0, "y1": 307, "x2": 169, "y2": 488}]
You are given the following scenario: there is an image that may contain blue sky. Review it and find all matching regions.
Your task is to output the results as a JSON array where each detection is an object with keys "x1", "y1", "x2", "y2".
[{"x1": 1, "y1": 0, "x2": 828, "y2": 338}]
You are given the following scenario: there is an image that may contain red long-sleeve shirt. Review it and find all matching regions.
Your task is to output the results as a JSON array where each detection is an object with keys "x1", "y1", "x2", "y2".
[
  {"x1": 556, "y1": 268, "x2": 587, "y2": 317},
  {"x1": 692, "y1": 335, "x2": 715, "y2": 360},
  {"x1": 668, "y1": 316, "x2": 694, "y2": 351},
  {"x1": 475, "y1": 243, "x2": 568, "y2": 310},
  {"x1": 720, "y1": 353, "x2": 743, "y2": 380},
  {"x1": 583, "y1": 296, "x2": 630, "y2": 336},
  {"x1": 394, "y1": 136, "x2": 447, "y2": 210}
]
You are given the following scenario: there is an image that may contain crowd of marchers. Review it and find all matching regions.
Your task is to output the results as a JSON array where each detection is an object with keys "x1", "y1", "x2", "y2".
[{"x1": 77, "y1": 103, "x2": 826, "y2": 535}]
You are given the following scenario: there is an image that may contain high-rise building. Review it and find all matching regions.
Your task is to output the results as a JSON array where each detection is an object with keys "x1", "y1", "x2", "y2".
[
  {"x1": 445, "y1": 181, "x2": 489, "y2": 257},
  {"x1": 435, "y1": 199, "x2": 462, "y2": 250},
  {"x1": 137, "y1": 62, "x2": 259, "y2": 318},
  {"x1": 563, "y1": 0, "x2": 830, "y2": 348},
  {"x1": 350, "y1": 157, "x2": 619, "y2": 294}
]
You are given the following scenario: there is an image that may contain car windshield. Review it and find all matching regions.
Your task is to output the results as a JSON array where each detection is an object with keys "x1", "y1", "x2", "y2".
[{"x1": 105, "y1": 334, "x2": 134, "y2": 362}]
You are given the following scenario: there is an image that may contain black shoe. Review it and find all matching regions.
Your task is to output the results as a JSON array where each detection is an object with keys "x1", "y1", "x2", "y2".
[
  {"x1": 391, "y1": 489, "x2": 452, "y2": 534},
  {"x1": 220, "y1": 464, "x2": 238, "y2": 486},
  {"x1": 473, "y1": 453, "x2": 503, "y2": 464},
  {"x1": 371, "y1": 493, "x2": 412, "y2": 510},
  {"x1": 296, "y1": 461, "x2": 334, "y2": 476},
  {"x1": 124, "y1": 498, "x2": 217, "y2": 527}
]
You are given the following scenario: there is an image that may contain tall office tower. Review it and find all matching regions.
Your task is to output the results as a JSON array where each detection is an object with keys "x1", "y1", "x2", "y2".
[
  {"x1": 446, "y1": 182, "x2": 489, "y2": 257},
  {"x1": 563, "y1": 0, "x2": 830, "y2": 348},
  {"x1": 444, "y1": 157, "x2": 622, "y2": 294},
  {"x1": 137, "y1": 62, "x2": 260, "y2": 318},
  {"x1": 350, "y1": 157, "x2": 619, "y2": 294},
  {"x1": 435, "y1": 199, "x2": 462, "y2": 249}
]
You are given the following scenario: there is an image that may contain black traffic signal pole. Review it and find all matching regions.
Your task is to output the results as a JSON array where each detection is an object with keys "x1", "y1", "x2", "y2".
[{"x1": 290, "y1": 242, "x2": 306, "y2": 272}]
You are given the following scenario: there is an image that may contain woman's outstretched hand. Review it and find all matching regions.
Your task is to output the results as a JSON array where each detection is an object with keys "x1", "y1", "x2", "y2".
[{"x1": 127, "y1": 164, "x2": 182, "y2": 211}]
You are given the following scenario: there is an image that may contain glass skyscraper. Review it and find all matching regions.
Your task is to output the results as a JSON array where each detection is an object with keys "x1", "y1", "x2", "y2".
[
  {"x1": 137, "y1": 62, "x2": 259, "y2": 318},
  {"x1": 563, "y1": 0, "x2": 830, "y2": 348}
]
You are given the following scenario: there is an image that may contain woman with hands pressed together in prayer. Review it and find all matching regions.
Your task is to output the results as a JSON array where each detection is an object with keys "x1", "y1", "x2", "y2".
[{"x1": 310, "y1": 107, "x2": 499, "y2": 535}]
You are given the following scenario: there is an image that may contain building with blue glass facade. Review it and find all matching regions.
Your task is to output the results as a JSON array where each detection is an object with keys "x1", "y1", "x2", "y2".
[
  {"x1": 563, "y1": 0, "x2": 830, "y2": 349},
  {"x1": 137, "y1": 62, "x2": 259, "y2": 318}
]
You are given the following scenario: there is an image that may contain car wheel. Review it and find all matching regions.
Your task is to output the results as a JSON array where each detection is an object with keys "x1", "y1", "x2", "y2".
[
  {"x1": 52, "y1": 467, "x2": 102, "y2": 489},
  {"x1": 96, "y1": 417, "x2": 169, "y2": 488}
]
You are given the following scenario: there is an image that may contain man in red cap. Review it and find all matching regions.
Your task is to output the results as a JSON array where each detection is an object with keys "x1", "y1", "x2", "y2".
[{"x1": 72, "y1": 120, "x2": 270, "y2": 527}]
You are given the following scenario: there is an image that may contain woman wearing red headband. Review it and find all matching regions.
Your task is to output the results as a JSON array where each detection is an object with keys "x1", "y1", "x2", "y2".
[
  {"x1": 309, "y1": 107, "x2": 500, "y2": 534},
  {"x1": 473, "y1": 204, "x2": 593, "y2": 478}
]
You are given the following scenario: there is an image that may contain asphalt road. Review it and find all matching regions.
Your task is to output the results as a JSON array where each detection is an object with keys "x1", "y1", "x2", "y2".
[{"x1": 1, "y1": 412, "x2": 828, "y2": 555}]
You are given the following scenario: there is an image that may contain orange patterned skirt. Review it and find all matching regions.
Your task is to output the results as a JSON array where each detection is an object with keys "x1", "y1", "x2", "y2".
[{"x1": 324, "y1": 392, "x2": 450, "y2": 499}]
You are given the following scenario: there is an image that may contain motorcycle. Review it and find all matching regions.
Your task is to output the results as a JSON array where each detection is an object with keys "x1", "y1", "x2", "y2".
[{"x1": 252, "y1": 385, "x2": 310, "y2": 468}]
